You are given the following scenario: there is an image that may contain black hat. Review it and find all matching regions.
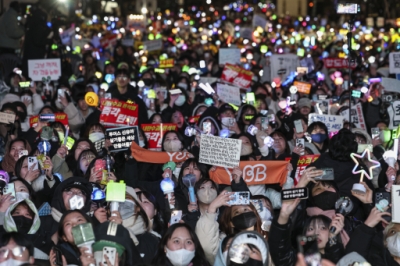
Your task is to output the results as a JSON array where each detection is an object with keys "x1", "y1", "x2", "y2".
[{"x1": 218, "y1": 103, "x2": 235, "y2": 115}]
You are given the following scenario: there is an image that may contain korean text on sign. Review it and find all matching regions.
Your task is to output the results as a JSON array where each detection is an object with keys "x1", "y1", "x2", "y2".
[
  {"x1": 308, "y1": 114, "x2": 345, "y2": 133},
  {"x1": 28, "y1": 59, "x2": 61, "y2": 81},
  {"x1": 220, "y1": 64, "x2": 254, "y2": 89},
  {"x1": 141, "y1": 123, "x2": 177, "y2": 151},
  {"x1": 100, "y1": 99, "x2": 139, "y2": 127},
  {"x1": 106, "y1": 126, "x2": 139, "y2": 152}
]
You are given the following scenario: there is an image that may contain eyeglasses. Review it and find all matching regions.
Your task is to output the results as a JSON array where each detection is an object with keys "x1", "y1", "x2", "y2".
[
  {"x1": 63, "y1": 188, "x2": 86, "y2": 197},
  {"x1": 116, "y1": 76, "x2": 128, "y2": 81},
  {"x1": 0, "y1": 246, "x2": 26, "y2": 258}
]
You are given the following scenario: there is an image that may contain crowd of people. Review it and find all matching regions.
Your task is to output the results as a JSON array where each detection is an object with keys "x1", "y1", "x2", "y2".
[{"x1": 0, "y1": 0, "x2": 400, "y2": 266}]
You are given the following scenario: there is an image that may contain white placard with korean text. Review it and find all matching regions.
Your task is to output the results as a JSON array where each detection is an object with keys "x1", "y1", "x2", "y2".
[
  {"x1": 270, "y1": 54, "x2": 299, "y2": 81},
  {"x1": 217, "y1": 83, "x2": 241, "y2": 106},
  {"x1": 199, "y1": 135, "x2": 242, "y2": 168},
  {"x1": 28, "y1": 59, "x2": 61, "y2": 81},
  {"x1": 308, "y1": 114, "x2": 345, "y2": 132},
  {"x1": 219, "y1": 48, "x2": 241, "y2": 65}
]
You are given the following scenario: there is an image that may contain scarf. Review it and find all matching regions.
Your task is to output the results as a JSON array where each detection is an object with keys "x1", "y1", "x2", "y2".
[
  {"x1": 130, "y1": 141, "x2": 193, "y2": 163},
  {"x1": 122, "y1": 215, "x2": 148, "y2": 246},
  {"x1": 4, "y1": 199, "x2": 40, "y2": 234},
  {"x1": 306, "y1": 207, "x2": 350, "y2": 247},
  {"x1": 51, "y1": 207, "x2": 63, "y2": 223}
]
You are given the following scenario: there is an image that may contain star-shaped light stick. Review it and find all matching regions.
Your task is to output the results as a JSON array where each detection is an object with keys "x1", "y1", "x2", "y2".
[{"x1": 350, "y1": 148, "x2": 380, "y2": 183}]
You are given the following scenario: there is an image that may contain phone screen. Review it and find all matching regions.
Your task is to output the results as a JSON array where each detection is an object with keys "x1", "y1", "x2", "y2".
[{"x1": 297, "y1": 235, "x2": 321, "y2": 266}]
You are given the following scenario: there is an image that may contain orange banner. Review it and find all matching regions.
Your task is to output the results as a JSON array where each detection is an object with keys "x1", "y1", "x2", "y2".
[
  {"x1": 209, "y1": 160, "x2": 289, "y2": 186},
  {"x1": 130, "y1": 141, "x2": 193, "y2": 164},
  {"x1": 294, "y1": 81, "x2": 311, "y2": 94}
]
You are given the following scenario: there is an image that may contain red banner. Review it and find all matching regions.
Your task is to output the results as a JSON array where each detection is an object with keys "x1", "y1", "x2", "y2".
[
  {"x1": 209, "y1": 160, "x2": 289, "y2": 186},
  {"x1": 159, "y1": 59, "x2": 174, "y2": 68},
  {"x1": 100, "y1": 99, "x2": 139, "y2": 127},
  {"x1": 294, "y1": 155, "x2": 320, "y2": 185},
  {"x1": 323, "y1": 58, "x2": 357, "y2": 69},
  {"x1": 220, "y1": 64, "x2": 254, "y2": 89},
  {"x1": 141, "y1": 123, "x2": 177, "y2": 151},
  {"x1": 29, "y1": 113, "x2": 68, "y2": 128},
  {"x1": 100, "y1": 34, "x2": 118, "y2": 49}
]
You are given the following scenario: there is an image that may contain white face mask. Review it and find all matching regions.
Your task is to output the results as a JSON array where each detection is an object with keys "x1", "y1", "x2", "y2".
[
  {"x1": 197, "y1": 188, "x2": 217, "y2": 204},
  {"x1": 387, "y1": 232, "x2": 400, "y2": 257},
  {"x1": 89, "y1": 132, "x2": 105, "y2": 143},
  {"x1": 173, "y1": 167, "x2": 181, "y2": 178},
  {"x1": 164, "y1": 140, "x2": 182, "y2": 152},
  {"x1": 241, "y1": 144, "x2": 253, "y2": 156},
  {"x1": 221, "y1": 117, "x2": 233, "y2": 129},
  {"x1": 258, "y1": 208, "x2": 272, "y2": 222},
  {"x1": 0, "y1": 259, "x2": 29, "y2": 266},
  {"x1": 175, "y1": 95, "x2": 186, "y2": 106},
  {"x1": 177, "y1": 83, "x2": 188, "y2": 90},
  {"x1": 119, "y1": 199, "x2": 135, "y2": 220},
  {"x1": 166, "y1": 248, "x2": 195, "y2": 266},
  {"x1": 15, "y1": 192, "x2": 30, "y2": 201}
]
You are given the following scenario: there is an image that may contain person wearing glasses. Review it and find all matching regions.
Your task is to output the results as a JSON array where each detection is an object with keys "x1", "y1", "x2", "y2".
[
  {"x1": 107, "y1": 68, "x2": 149, "y2": 124},
  {"x1": 0, "y1": 232, "x2": 35, "y2": 265}
]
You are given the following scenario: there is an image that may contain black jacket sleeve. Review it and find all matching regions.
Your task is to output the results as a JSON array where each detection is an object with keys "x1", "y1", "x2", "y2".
[
  {"x1": 268, "y1": 217, "x2": 297, "y2": 266},
  {"x1": 231, "y1": 177, "x2": 250, "y2": 193},
  {"x1": 345, "y1": 223, "x2": 376, "y2": 259}
]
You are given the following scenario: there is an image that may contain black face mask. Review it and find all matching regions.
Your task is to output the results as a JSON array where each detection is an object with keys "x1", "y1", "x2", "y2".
[
  {"x1": 13, "y1": 215, "x2": 33, "y2": 234},
  {"x1": 313, "y1": 191, "x2": 338, "y2": 210},
  {"x1": 231, "y1": 212, "x2": 257, "y2": 230},
  {"x1": 231, "y1": 258, "x2": 263, "y2": 266},
  {"x1": 142, "y1": 78, "x2": 153, "y2": 86}
]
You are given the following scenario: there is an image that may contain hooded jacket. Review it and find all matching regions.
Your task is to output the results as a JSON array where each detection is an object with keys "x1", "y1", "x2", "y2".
[{"x1": 0, "y1": 7, "x2": 25, "y2": 49}]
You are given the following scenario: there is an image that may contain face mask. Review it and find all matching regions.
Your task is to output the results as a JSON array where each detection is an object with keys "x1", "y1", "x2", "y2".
[
  {"x1": 197, "y1": 188, "x2": 217, "y2": 204},
  {"x1": 230, "y1": 258, "x2": 263, "y2": 266},
  {"x1": 69, "y1": 195, "x2": 85, "y2": 210},
  {"x1": 387, "y1": 232, "x2": 400, "y2": 257},
  {"x1": 241, "y1": 144, "x2": 253, "y2": 156},
  {"x1": 12, "y1": 215, "x2": 33, "y2": 234},
  {"x1": 15, "y1": 192, "x2": 29, "y2": 201},
  {"x1": 175, "y1": 95, "x2": 186, "y2": 106},
  {"x1": 0, "y1": 259, "x2": 29, "y2": 266},
  {"x1": 143, "y1": 78, "x2": 153, "y2": 86},
  {"x1": 311, "y1": 133, "x2": 327, "y2": 144},
  {"x1": 173, "y1": 167, "x2": 181, "y2": 177},
  {"x1": 177, "y1": 82, "x2": 188, "y2": 90},
  {"x1": 258, "y1": 208, "x2": 272, "y2": 222},
  {"x1": 139, "y1": 140, "x2": 145, "y2": 147},
  {"x1": 231, "y1": 212, "x2": 257, "y2": 230},
  {"x1": 312, "y1": 191, "x2": 337, "y2": 210},
  {"x1": 166, "y1": 248, "x2": 195, "y2": 266},
  {"x1": 164, "y1": 140, "x2": 182, "y2": 152},
  {"x1": 119, "y1": 199, "x2": 135, "y2": 220},
  {"x1": 221, "y1": 117, "x2": 233, "y2": 129},
  {"x1": 89, "y1": 132, "x2": 105, "y2": 143}
]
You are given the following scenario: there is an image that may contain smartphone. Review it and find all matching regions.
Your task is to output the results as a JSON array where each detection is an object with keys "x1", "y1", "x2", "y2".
[
  {"x1": 376, "y1": 191, "x2": 391, "y2": 222},
  {"x1": 203, "y1": 121, "x2": 211, "y2": 135},
  {"x1": 102, "y1": 247, "x2": 116, "y2": 266},
  {"x1": 246, "y1": 92, "x2": 255, "y2": 105},
  {"x1": 28, "y1": 156, "x2": 38, "y2": 171},
  {"x1": 297, "y1": 235, "x2": 322, "y2": 266},
  {"x1": 296, "y1": 139, "x2": 305, "y2": 155},
  {"x1": 343, "y1": 81, "x2": 349, "y2": 90},
  {"x1": 3, "y1": 183, "x2": 15, "y2": 198},
  {"x1": 19, "y1": 150, "x2": 28, "y2": 158},
  {"x1": 247, "y1": 125, "x2": 258, "y2": 136},
  {"x1": 200, "y1": 60, "x2": 206, "y2": 68},
  {"x1": 267, "y1": 114, "x2": 275, "y2": 123},
  {"x1": 104, "y1": 93, "x2": 112, "y2": 99},
  {"x1": 314, "y1": 168, "x2": 334, "y2": 181},
  {"x1": 371, "y1": 127, "x2": 380, "y2": 139},
  {"x1": 250, "y1": 199, "x2": 263, "y2": 212},
  {"x1": 297, "y1": 48, "x2": 305, "y2": 57},
  {"x1": 52, "y1": 247, "x2": 63, "y2": 266},
  {"x1": 159, "y1": 89, "x2": 167, "y2": 99},
  {"x1": 58, "y1": 88, "x2": 65, "y2": 98},
  {"x1": 294, "y1": 120, "x2": 304, "y2": 133},
  {"x1": 227, "y1": 191, "x2": 250, "y2": 205},
  {"x1": 281, "y1": 187, "x2": 309, "y2": 201},
  {"x1": 170, "y1": 210, "x2": 182, "y2": 225},
  {"x1": 261, "y1": 117, "x2": 268, "y2": 131}
]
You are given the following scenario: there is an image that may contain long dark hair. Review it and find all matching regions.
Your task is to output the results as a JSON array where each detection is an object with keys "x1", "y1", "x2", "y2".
[
  {"x1": 161, "y1": 131, "x2": 186, "y2": 152},
  {"x1": 9, "y1": 176, "x2": 36, "y2": 202},
  {"x1": 74, "y1": 149, "x2": 97, "y2": 176},
  {"x1": 177, "y1": 158, "x2": 209, "y2": 185},
  {"x1": 66, "y1": 138, "x2": 97, "y2": 171},
  {"x1": 137, "y1": 190, "x2": 166, "y2": 236},
  {"x1": 151, "y1": 223, "x2": 211, "y2": 266}
]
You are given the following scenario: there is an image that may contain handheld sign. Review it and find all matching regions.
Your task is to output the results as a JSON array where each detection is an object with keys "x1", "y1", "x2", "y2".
[
  {"x1": 106, "y1": 126, "x2": 139, "y2": 152},
  {"x1": 28, "y1": 59, "x2": 61, "y2": 81},
  {"x1": 199, "y1": 135, "x2": 241, "y2": 168},
  {"x1": 392, "y1": 185, "x2": 400, "y2": 223}
]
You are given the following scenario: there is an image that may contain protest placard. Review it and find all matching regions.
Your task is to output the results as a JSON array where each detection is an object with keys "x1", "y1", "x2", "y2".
[
  {"x1": 29, "y1": 113, "x2": 68, "y2": 128},
  {"x1": 28, "y1": 59, "x2": 61, "y2": 81},
  {"x1": 159, "y1": 59, "x2": 175, "y2": 68},
  {"x1": 270, "y1": 54, "x2": 299, "y2": 81},
  {"x1": 323, "y1": 58, "x2": 357, "y2": 69},
  {"x1": 143, "y1": 39, "x2": 163, "y2": 52},
  {"x1": 389, "y1": 52, "x2": 400, "y2": 74},
  {"x1": 293, "y1": 81, "x2": 311, "y2": 94},
  {"x1": 141, "y1": 123, "x2": 177, "y2": 151},
  {"x1": 381, "y1": 78, "x2": 400, "y2": 93},
  {"x1": 71, "y1": 38, "x2": 91, "y2": 49},
  {"x1": 219, "y1": 48, "x2": 241, "y2": 65},
  {"x1": 199, "y1": 77, "x2": 218, "y2": 84},
  {"x1": 100, "y1": 99, "x2": 139, "y2": 127},
  {"x1": 0, "y1": 112, "x2": 15, "y2": 124},
  {"x1": 100, "y1": 34, "x2": 118, "y2": 49},
  {"x1": 340, "y1": 103, "x2": 366, "y2": 130},
  {"x1": 199, "y1": 135, "x2": 241, "y2": 168},
  {"x1": 294, "y1": 155, "x2": 320, "y2": 185},
  {"x1": 209, "y1": 160, "x2": 289, "y2": 186},
  {"x1": 106, "y1": 126, "x2": 139, "y2": 152},
  {"x1": 314, "y1": 99, "x2": 331, "y2": 115},
  {"x1": 94, "y1": 139, "x2": 105, "y2": 153},
  {"x1": 308, "y1": 114, "x2": 344, "y2": 132},
  {"x1": 216, "y1": 83, "x2": 241, "y2": 106},
  {"x1": 221, "y1": 64, "x2": 254, "y2": 89},
  {"x1": 60, "y1": 26, "x2": 75, "y2": 45}
]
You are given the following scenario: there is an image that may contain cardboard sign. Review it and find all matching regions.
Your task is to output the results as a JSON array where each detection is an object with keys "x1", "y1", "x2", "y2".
[
  {"x1": 100, "y1": 99, "x2": 139, "y2": 127},
  {"x1": 382, "y1": 78, "x2": 400, "y2": 93},
  {"x1": 141, "y1": 123, "x2": 177, "y2": 151},
  {"x1": 199, "y1": 135, "x2": 242, "y2": 168},
  {"x1": 106, "y1": 126, "x2": 139, "y2": 152},
  {"x1": 308, "y1": 114, "x2": 344, "y2": 132},
  {"x1": 216, "y1": 83, "x2": 241, "y2": 106},
  {"x1": 29, "y1": 113, "x2": 68, "y2": 128},
  {"x1": 143, "y1": 39, "x2": 163, "y2": 52},
  {"x1": 159, "y1": 59, "x2": 175, "y2": 68},
  {"x1": 94, "y1": 139, "x2": 105, "y2": 153},
  {"x1": 219, "y1": 48, "x2": 241, "y2": 65},
  {"x1": 323, "y1": 58, "x2": 357, "y2": 69},
  {"x1": 28, "y1": 59, "x2": 61, "y2": 81},
  {"x1": 389, "y1": 52, "x2": 400, "y2": 74},
  {"x1": 392, "y1": 185, "x2": 400, "y2": 223},
  {"x1": 270, "y1": 54, "x2": 299, "y2": 81},
  {"x1": 0, "y1": 112, "x2": 15, "y2": 124},
  {"x1": 209, "y1": 160, "x2": 289, "y2": 186},
  {"x1": 221, "y1": 64, "x2": 254, "y2": 89},
  {"x1": 294, "y1": 155, "x2": 320, "y2": 185},
  {"x1": 293, "y1": 81, "x2": 311, "y2": 94},
  {"x1": 340, "y1": 103, "x2": 366, "y2": 130}
]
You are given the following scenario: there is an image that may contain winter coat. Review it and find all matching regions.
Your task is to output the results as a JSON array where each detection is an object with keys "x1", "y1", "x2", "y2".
[{"x1": 0, "y1": 8, "x2": 24, "y2": 49}]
